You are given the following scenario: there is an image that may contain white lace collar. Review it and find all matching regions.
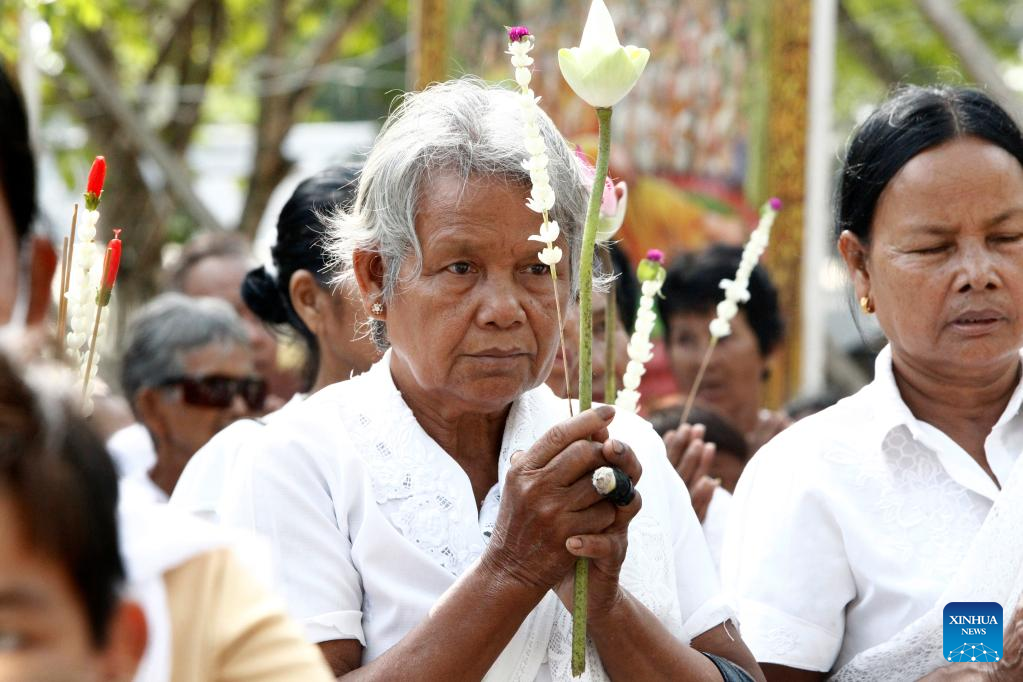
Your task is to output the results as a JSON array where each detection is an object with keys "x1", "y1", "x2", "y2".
[{"x1": 329, "y1": 351, "x2": 562, "y2": 576}]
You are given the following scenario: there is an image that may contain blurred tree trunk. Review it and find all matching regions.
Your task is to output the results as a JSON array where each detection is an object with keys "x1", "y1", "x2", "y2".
[
  {"x1": 59, "y1": 0, "x2": 227, "y2": 327},
  {"x1": 236, "y1": 0, "x2": 384, "y2": 239}
]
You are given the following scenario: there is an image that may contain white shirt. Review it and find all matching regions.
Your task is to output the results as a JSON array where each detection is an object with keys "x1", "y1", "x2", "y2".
[
  {"x1": 170, "y1": 394, "x2": 306, "y2": 522},
  {"x1": 702, "y1": 487, "x2": 732, "y2": 573},
  {"x1": 107, "y1": 422, "x2": 157, "y2": 480},
  {"x1": 722, "y1": 345, "x2": 1023, "y2": 673},
  {"x1": 220, "y1": 354, "x2": 732, "y2": 680}
]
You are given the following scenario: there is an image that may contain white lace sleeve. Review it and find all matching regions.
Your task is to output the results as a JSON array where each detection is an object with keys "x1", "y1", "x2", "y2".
[{"x1": 722, "y1": 437, "x2": 854, "y2": 672}]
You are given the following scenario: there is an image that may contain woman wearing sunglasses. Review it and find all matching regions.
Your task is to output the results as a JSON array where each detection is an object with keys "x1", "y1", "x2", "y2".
[
  {"x1": 120, "y1": 293, "x2": 264, "y2": 498},
  {"x1": 170, "y1": 165, "x2": 380, "y2": 519}
]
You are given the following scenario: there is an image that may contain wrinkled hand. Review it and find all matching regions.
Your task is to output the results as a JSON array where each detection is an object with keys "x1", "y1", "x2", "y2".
[
  {"x1": 664, "y1": 423, "x2": 717, "y2": 522},
  {"x1": 554, "y1": 436, "x2": 643, "y2": 618},
  {"x1": 747, "y1": 409, "x2": 791, "y2": 456},
  {"x1": 483, "y1": 406, "x2": 620, "y2": 592}
]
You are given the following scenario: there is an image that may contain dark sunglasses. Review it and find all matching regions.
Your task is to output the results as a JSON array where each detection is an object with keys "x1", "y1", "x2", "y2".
[{"x1": 159, "y1": 375, "x2": 267, "y2": 411}]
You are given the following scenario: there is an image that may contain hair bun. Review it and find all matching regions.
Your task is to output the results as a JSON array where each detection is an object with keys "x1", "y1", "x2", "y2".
[{"x1": 241, "y1": 266, "x2": 290, "y2": 325}]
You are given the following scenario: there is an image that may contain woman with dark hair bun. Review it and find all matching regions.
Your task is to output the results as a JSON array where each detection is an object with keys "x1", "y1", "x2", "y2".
[
  {"x1": 724, "y1": 86, "x2": 1023, "y2": 681},
  {"x1": 242, "y1": 165, "x2": 380, "y2": 392},
  {"x1": 171, "y1": 166, "x2": 379, "y2": 521}
]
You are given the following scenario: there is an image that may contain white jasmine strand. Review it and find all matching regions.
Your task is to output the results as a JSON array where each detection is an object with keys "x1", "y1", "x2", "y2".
[
  {"x1": 710, "y1": 197, "x2": 782, "y2": 339},
  {"x1": 615, "y1": 250, "x2": 666, "y2": 414},
  {"x1": 509, "y1": 26, "x2": 573, "y2": 415}
]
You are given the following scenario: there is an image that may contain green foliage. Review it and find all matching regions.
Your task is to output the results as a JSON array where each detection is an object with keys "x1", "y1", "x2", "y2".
[{"x1": 836, "y1": 0, "x2": 1023, "y2": 126}]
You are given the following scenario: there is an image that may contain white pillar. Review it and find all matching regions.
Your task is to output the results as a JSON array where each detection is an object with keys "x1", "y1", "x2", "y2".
[{"x1": 800, "y1": 0, "x2": 838, "y2": 396}]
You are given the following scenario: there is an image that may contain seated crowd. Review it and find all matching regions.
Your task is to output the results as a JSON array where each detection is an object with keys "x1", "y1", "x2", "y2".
[{"x1": 2, "y1": 60, "x2": 1023, "y2": 682}]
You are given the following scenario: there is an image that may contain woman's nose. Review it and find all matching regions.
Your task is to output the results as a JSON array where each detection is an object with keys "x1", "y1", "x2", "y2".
[
  {"x1": 477, "y1": 278, "x2": 526, "y2": 329},
  {"x1": 957, "y1": 242, "x2": 1002, "y2": 292}
]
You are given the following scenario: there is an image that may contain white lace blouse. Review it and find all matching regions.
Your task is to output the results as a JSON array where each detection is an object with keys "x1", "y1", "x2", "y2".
[
  {"x1": 722, "y1": 345, "x2": 1023, "y2": 673},
  {"x1": 219, "y1": 352, "x2": 732, "y2": 680}
]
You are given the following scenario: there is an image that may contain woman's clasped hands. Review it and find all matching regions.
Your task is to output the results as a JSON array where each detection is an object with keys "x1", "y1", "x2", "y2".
[{"x1": 482, "y1": 405, "x2": 643, "y2": 616}]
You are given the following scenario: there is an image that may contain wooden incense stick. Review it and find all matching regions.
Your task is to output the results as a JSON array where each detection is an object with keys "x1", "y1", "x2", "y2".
[
  {"x1": 81, "y1": 246, "x2": 110, "y2": 402},
  {"x1": 58, "y1": 205, "x2": 80, "y2": 355},
  {"x1": 56, "y1": 236, "x2": 69, "y2": 355}
]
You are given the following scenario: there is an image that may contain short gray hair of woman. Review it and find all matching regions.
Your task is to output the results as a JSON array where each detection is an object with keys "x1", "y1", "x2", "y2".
[
  {"x1": 120, "y1": 292, "x2": 250, "y2": 412},
  {"x1": 327, "y1": 78, "x2": 589, "y2": 339}
]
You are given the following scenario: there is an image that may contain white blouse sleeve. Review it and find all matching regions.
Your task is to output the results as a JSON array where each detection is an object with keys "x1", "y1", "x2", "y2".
[
  {"x1": 219, "y1": 418, "x2": 367, "y2": 645},
  {"x1": 721, "y1": 430, "x2": 856, "y2": 672},
  {"x1": 617, "y1": 413, "x2": 734, "y2": 641}
]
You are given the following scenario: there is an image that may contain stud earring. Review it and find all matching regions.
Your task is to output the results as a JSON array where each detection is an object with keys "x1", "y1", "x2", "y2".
[
  {"x1": 371, "y1": 302, "x2": 384, "y2": 315},
  {"x1": 859, "y1": 296, "x2": 874, "y2": 314}
]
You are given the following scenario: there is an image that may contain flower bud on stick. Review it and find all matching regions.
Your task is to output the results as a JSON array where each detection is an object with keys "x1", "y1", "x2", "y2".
[
  {"x1": 557, "y1": 2, "x2": 650, "y2": 671},
  {"x1": 510, "y1": 25, "x2": 574, "y2": 417},
  {"x1": 615, "y1": 249, "x2": 665, "y2": 414},
  {"x1": 680, "y1": 198, "x2": 782, "y2": 424},
  {"x1": 84, "y1": 156, "x2": 106, "y2": 211}
]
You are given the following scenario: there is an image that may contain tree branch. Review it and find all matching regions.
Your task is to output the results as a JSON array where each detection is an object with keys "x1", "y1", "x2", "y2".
[
  {"x1": 65, "y1": 31, "x2": 222, "y2": 233},
  {"x1": 288, "y1": 0, "x2": 384, "y2": 111},
  {"x1": 913, "y1": 0, "x2": 1021, "y2": 122}
]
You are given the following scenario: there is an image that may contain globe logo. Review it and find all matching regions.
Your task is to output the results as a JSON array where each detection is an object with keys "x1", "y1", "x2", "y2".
[{"x1": 943, "y1": 602, "x2": 1003, "y2": 664}]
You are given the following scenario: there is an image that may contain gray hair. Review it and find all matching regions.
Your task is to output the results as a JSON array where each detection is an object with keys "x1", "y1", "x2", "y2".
[
  {"x1": 120, "y1": 293, "x2": 249, "y2": 408},
  {"x1": 327, "y1": 78, "x2": 589, "y2": 346}
]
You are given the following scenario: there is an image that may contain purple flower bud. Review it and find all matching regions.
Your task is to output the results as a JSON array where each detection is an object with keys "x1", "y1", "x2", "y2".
[
  {"x1": 769, "y1": 197, "x2": 783, "y2": 212},
  {"x1": 508, "y1": 26, "x2": 531, "y2": 42},
  {"x1": 645, "y1": 248, "x2": 664, "y2": 263}
]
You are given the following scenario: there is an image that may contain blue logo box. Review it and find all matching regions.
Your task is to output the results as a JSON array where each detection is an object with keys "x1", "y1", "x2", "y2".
[{"x1": 943, "y1": 602, "x2": 1003, "y2": 663}]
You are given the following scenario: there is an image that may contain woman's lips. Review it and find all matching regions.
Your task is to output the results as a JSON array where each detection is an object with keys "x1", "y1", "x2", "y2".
[{"x1": 950, "y1": 310, "x2": 1006, "y2": 336}]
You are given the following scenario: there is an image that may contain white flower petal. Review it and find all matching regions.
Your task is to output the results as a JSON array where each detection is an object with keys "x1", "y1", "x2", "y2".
[
  {"x1": 539, "y1": 246, "x2": 563, "y2": 265},
  {"x1": 579, "y1": 0, "x2": 621, "y2": 50},
  {"x1": 709, "y1": 318, "x2": 732, "y2": 339}
]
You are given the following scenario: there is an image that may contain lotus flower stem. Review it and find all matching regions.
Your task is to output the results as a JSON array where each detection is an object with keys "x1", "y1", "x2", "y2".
[
  {"x1": 601, "y1": 249, "x2": 617, "y2": 404},
  {"x1": 572, "y1": 104, "x2": 612, "y2": 677}
]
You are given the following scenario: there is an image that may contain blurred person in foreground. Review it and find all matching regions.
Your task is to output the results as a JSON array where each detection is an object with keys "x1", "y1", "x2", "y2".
[
  {"x1": 172, "y1": 166, "x2": 380, "y2": 521},
  {"x1": 167, "y1": 231, "x2": 297, "y2": 405},
  {"x1": 0, "y1": 351, "x2": 146, "y2": 682},
  {"x1": 723, "y1": 86, "x2": 1023, "y2": 681},
  {"x1": 546, "y1": 242, "x2": 638, "y2": 404},
  {"x1": 218, "y1": 79, "x2": 761, "y2": 681},
  {"x1": 117, "y1": 293, "x2": 264, "y2": 498},
  {"x1": 0, "y1": 64, "x2": 55, "y2": 334},
  {"x1": 659, "y1": 244, "x2": 789, "y2": 456},
  {"x1": 0, "y1": 61, "x2": 334, "y2": 682}
]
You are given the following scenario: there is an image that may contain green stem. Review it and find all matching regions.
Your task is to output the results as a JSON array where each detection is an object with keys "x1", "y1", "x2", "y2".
[
  {"x1": 572, "y1": 105, "x2": 612, "y2": 677},
  {"x1": 600, "y1": 250, "x2": 617, "y2": 405}
]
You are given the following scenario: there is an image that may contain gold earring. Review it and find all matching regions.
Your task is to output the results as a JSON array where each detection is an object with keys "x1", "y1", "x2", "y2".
[
  {"x1": 371, "y1": 302, "x2": 384, "y2": 315},
  {"x1": 859, "y1": 296, "x2": 874, "y2": 314}
]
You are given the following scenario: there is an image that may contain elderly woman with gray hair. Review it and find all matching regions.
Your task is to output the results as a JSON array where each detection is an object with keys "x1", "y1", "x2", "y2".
[
  {"x1": 219, "y1": 79, "x2": 762, "y2": 681},
  {"x1": 119, "y1": 292, "x2": 266, "y2": 497}
]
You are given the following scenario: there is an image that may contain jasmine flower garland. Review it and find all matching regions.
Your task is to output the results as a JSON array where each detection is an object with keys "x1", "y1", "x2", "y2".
[
  {"x1": 615, "y1": 249, "x2": 666, "y2": 414},
  {"x1": 508, "y1": 26, "x2": 573, "y2": 412},
  {"x1": 681, "y1": 197, "x2": 782, "y2": 423}
]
